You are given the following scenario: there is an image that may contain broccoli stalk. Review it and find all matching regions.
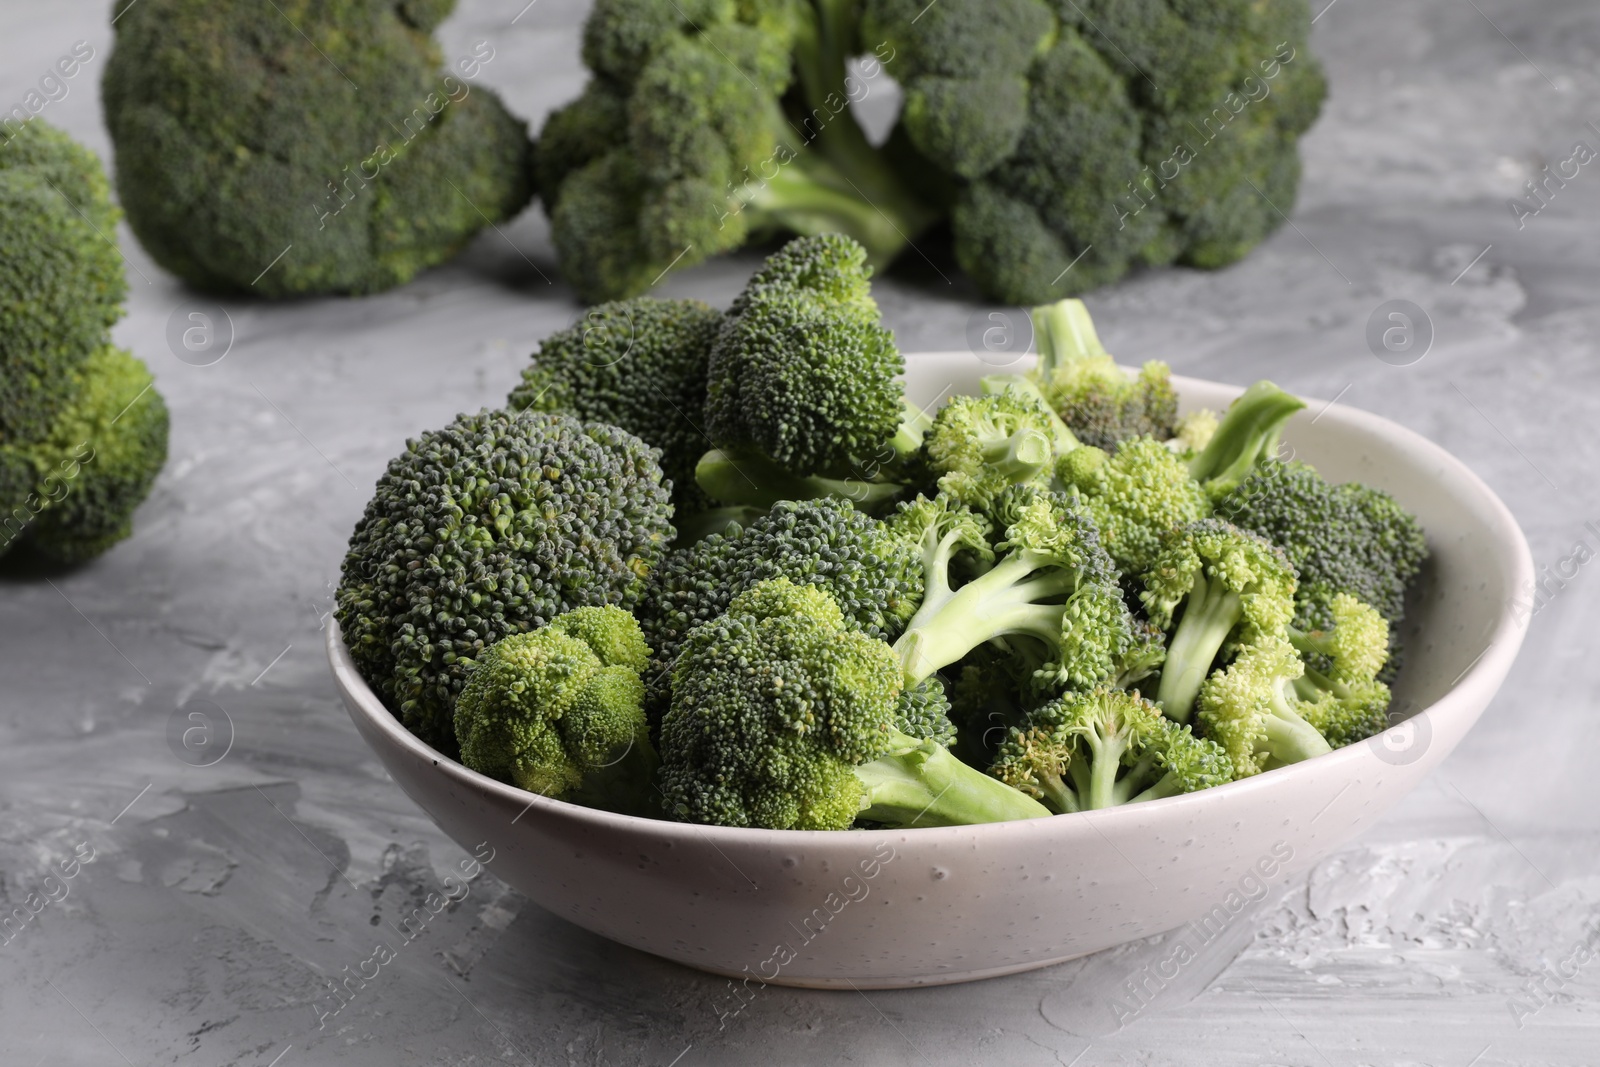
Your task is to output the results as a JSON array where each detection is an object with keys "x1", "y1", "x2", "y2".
[
  {"x1": 1027, "y1": 299, "x2": 1178, "y2": 450},
  {"x1": 856, "y1": 727, "x2": 1052, "y2": 826},
  {"x1": 1187, "y1": 381, "x2": 1307, "y2": 496},
  {"x1": 1141, "y1": 520, "x2": 1298, "y2": 725},
  {"x1": 695, "y1": 448, "x2": 905, "y2": 515},
  {"x1": 890, "y1": 487, "x2": 1131, "y2": 696}
]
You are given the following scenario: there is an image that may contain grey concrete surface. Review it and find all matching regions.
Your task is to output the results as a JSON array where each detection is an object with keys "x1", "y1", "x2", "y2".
[{"x1": 3, "y1": 1, "x2": 1597, "y2": 1064}]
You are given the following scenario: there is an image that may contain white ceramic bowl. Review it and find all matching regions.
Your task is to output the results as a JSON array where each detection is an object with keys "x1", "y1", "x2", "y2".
[{"x1": 328, "y1": 352, "x2": 1532, "y2": 989}]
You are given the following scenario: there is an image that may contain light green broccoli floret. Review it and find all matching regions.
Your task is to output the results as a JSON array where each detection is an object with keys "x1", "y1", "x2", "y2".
[
  {"x1": 1197, "y1": 634, "x2": 1331, "y2": 777},
  {"x1": 454, "y1": 606, "x2": 658, "y2": 815}
]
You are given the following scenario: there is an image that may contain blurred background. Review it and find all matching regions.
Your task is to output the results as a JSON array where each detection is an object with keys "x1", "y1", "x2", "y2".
[{"x1": 1, "y1": 0, "x2": 1596, "y2": 1063}]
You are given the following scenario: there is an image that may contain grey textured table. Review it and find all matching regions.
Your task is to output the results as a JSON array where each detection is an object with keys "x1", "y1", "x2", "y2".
[{"x1": 3, "y1": 2, "x2": 1597, "y2": 1064}]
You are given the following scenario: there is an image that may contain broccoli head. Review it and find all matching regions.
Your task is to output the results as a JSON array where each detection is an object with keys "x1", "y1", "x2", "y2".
[
  {"x1": 103, "y1": 0, "x2": 532, "y2": 297},
  {"x1": 0, "y1": 120, "x2": 127, "y2": 442},
  {"x1": 508, "y1": 297, "x2": 724, "y2": 514},
  {"x1": 992, "y1": 687, "x2": 1232, "y2": 813},
  {"x1": 455, "y1": 606, "x2": 658, "y2": 815},
  {"x1": 658, "y1": 579, "x2": 1049, "y2": 829},
  {"x1": 0, "y1": 121, "x2": 167, "y2": 563},
  {"x1": 637, "y1": 496, "x2": 922, "y2": 724},
  {"x1": 866, "y1": 0, "x2": 1326, "y2": 303},
  {"x1": 10, "y1": 346, "x2": 170, "y2": 564},
  {"x1": 541, "y1": 1, "x2": 938, "y2": 302},
  {"x1": 1028, "y1": 299, "x2": 1178, "y2": 450},
  {"x1": 1141, "y1": 519, "x2": 1297, "y2": 725},
  {"x1": 704, "y1": 235, "x2": 905, "y2": 480},
  {"x1": 336, "y1": 409, "x2": 674, "y2": 754}
]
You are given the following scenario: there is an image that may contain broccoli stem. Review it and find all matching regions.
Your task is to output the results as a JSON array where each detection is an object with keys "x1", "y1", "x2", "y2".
[
  {"x1": 894, "y1": 551, "x2": 1076, "y2": 685},
  {"x1": 857, "y1": 728, "x2": 1052, "y2": 826},
  {"x1": 1081, "y1": 728, "x2": 1132, "y2": 811},
  {"x1": 738, "y1": 157, "x2": 921, "y2": 268},
  {"x1": 891, "y1": 397, "x2": 934, "y2": 462},
  {"x1": 1155, "y1": 573, "x2": 1242, "y2": 724},
  {"x1": 774, "y1": 0, "x2": 939, "y2": 266},
  {"x1": 1187, "y1": 381, "x2": 1306, "y2": 491},
  {"x1": 672, "y1": 505, "x2": 768, "y2": 547},
  {"x1": 1030, "y1": 299, "x2": 1109, "y2": 378},
  {"x1": 695, "y1": 448, "x2": 904, "y2": 514},
  {"x1": 1264, "y1": 691, "x2": 1333, "y2": 763}
]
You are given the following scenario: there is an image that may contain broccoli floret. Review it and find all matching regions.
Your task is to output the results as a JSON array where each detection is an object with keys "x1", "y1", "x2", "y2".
[
  {"x1": 103, "y1": 0, "x2": 532, "y2": 297},
  {"x1": 704, "y1": 235, "x2": 907, "y2": 481},
  {"x1": 1169, "y1": 409, "x2": 1220, "y2": 459},
  {"x1": 1187, "y1": 381, "x2": 1307, "y2": 498},
  {"x1": 866, "y1": 0, "x2": 1325, "y2": 302},
  {"x1": 12, "y1": 347, "x2": 170, "y2": 564},
  {"x1": 1059, "y1": 436, "x2": 1212, "y2": 575},
  {"x1": 895, "y1": 676, "x2": 958, "y2": 747},
  {"x1": 979, "y1": 374, "x2": 1081, "y2": 455},
  {"x1": 0, "y1": 121, "x2": 126, "y2": 442},
  {"x1": 658, "y1": 579, "x2": 1050, "y2": 829},
  {"x1": 1197, "y1": 635, "x2": 1332, "y2": 776},
  {"x1": 991, "y1": 687, "x2": 1233, "y2": 812},
  {"x1": 1289, "y1": 593, "x2": 1392, "y2": 746},
  {"x1": 454, "y1": 607, "x2": 658, "y2": 815},
  {"x1": 0, "y1": 121, "x2": 166, "y2": 563},
  {"x1": 545, "y1": 2, "x2": 937, "y2": 301},
  {"x1": 1141, "y1": 519, "x2": 1297, "y2": 725},
  {"x1": 1214, "y1": 456, "x2": 1427, "y2": 674},
  {"x1": 637, "y1": 497, "x2": 922, "y2": 725},
  {"x1": 1028, "y1": 299, "x2": 1178, "y2": 450},
  {"x1": 335, "y1": 410, "x2": 674, "y2": 754},
  {"x1": 920, "y1": 392, "x2": 1058, "y2": 511},
  {"x1": 508, "y1": 297, "x2": 724, "y2": 514},
  {"x1": 890, "y1": 486, "x2": 1132, "y2": 696}
]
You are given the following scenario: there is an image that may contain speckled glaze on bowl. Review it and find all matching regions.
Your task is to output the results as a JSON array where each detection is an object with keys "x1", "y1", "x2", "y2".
[{"x1": 328, "y1": 353, "x2": 1532, "y2": 989}]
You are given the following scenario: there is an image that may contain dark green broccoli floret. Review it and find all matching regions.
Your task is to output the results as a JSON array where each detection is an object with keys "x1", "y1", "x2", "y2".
[
  {"x1": 454, "y1": 606, "x2": 658, "y2": 815},
  {"x1": 0, "y1": 120, "x2": 167, "y2": 563},
  {"x1": 866, "y1": 0, "x2": 1326, "y2": 303},
  {"x1": 991, "y1": 687, "x2": 1232, "y2": 812},
  {"x1": 1058, "y1": 436, "x2": 1212, "y2": 575},
  {"x1": 0, "y1": 121, "x2": 126, "y2": 442},
  {"x1": 1028, "y1": 299, "x2": 1178, "y2": 450},
  {"x1": 1214, "y1": 456, "x2": 1427, "y2": 675},
  {"x1": 890, "y1": 486, "x2": 1133, "y2": 697},
  {"x1": 658, "y1": 579, "x2": 1049, "y2": 829},
  {"x1": 335, "y1": 410, "x2": 674, "y2": 754},
  {"x1": 1140, "y1": 519, "x2": 1297, "y2": 725},
  {"x1": 508, "y1": 297, "x2": 724, "y2": 514},
  {"x1": 895, "y1": 676, "x2": 958, "y2": 747},
  {"x1": 638, "y1": 496, "x2": 922, "y2": 724},
  {"x1": 1197, "y1": 635, "x2": 1332, "y2": 776},
  {"x1": 543, "y1": 1, "x2": 938, "y2": 301},
  {"x1": 704, "y1": 235, "x2": 906, "y2": 479},
  {"x1": 102, "y1": 0, "x2": 532, "y2": 297}
]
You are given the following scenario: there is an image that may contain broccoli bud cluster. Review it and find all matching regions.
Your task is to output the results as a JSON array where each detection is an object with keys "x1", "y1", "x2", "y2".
[{"x1": 0, "y1": 121, "x2": 167, "y2": 563}]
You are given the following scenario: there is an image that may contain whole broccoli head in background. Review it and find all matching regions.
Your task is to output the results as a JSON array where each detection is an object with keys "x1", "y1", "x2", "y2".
[
  {"x1": 864, "y1": 0, "x2": 1326, "y2": 303},
  {"x1": 0, "y1": 120, "x2": 167, "y2": 563},
  {"x1": 335, "y1": 409, "x2": 674, "y2": 755},
  {"x1": 102, "y1": 0, "x2": 533, "y2": 297}
]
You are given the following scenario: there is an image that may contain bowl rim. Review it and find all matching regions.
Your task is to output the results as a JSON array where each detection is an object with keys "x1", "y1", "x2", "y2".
[{"x1": 328, "y1": 364, "x2": 1534, "y2": 845}]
